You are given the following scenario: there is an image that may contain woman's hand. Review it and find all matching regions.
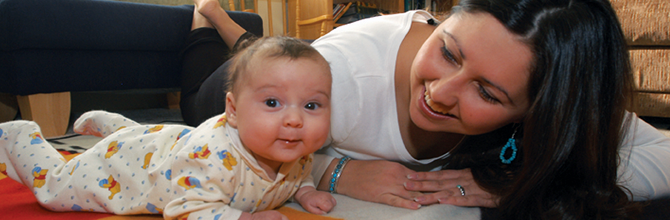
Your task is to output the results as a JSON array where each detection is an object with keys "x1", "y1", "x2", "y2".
[
  {"x1": 334, "y1": 160, "x2": 424, "y2": 209},
  {"x1": 403, "y1": 168, "x2": 498, "y2": 208}
]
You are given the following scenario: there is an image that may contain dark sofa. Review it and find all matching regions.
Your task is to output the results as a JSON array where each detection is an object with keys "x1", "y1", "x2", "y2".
[{"x1": 0, "y1": 0, "x2": 262, "y2": 137}]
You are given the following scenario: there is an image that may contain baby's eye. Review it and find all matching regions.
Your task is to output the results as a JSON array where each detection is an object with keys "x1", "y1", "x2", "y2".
[
  {"x1": 305, "y1": 102, "x2": 319, "y2": 110},
  {"x1": 265, "y1": 99, "x2": 279, "y2": 107}
]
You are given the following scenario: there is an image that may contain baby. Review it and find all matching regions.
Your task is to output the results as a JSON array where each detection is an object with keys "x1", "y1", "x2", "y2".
[{"x1": 0, "y1": 36, "x2": 335, "y2": 220}]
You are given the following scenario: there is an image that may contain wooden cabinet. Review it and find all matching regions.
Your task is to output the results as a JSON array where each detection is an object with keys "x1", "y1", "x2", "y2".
[
  {"x1": 287, "y1": 0, "x2": 404, "y2": 40},
  {"x1": 286, "y1": 0, "x2": 456, "y2": 40}
]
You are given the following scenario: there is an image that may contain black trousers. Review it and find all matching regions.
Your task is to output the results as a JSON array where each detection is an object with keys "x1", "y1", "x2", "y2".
[{"x1": 179, "y1": 28, "x2": 256, "y2": 126}]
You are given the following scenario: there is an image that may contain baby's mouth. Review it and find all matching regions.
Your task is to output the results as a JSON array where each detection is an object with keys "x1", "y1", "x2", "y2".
[{"x1": 424, "y1": 90, "x2": 455, "y2": 117}]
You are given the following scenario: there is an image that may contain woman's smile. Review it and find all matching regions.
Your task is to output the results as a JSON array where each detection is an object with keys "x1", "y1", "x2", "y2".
[{"x1": 421, "y1": 87, "x2": 458, "y2": 119}]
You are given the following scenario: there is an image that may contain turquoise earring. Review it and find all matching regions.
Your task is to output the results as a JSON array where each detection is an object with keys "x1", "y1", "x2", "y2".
[{"x1": 500, "y1": 128, "x2": 518, "y2": 164}]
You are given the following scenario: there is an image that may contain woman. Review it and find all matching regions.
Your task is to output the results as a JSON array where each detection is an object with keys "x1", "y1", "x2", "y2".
[{"x1": 181, "y1": 0, "x2": 670, "y2": 218}]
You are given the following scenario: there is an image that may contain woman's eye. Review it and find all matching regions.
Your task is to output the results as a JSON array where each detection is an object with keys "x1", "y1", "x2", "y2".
[
  {"x1": 441, "y1": 47, "x2": 458, "y2": 65},
  {"x1": 305, "y1": 102, "x2": 319, "y2": 110},
  {"x1": 265, "y1": 99, "x2": 279, "y2": 107},
  {"x1": 478, "y1": 85, "x2": 500, "y2": 104}
]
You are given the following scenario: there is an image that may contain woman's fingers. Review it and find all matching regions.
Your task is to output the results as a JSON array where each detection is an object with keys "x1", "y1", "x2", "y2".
[
  {"x1": 438, "y1": 192, "x2": 498, "y2": 208},
  {"x1": 404, "y1": 168, "x2": 499, "y2": 208},
  {"x1": 405, "y1": 168, "x2": 473, "y2": 192},
  {"x1": 379, "y1": 193, "x2": 423, "y2": 209}
]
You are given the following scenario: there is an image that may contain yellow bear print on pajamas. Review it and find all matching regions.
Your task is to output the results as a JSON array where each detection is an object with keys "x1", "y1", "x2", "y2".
[
  {"x1": 29, "y1": 132, "x2": 44, "y2": 144},
  {"x1": 144, "y1": 125, "x2": 164, "y2": 134},
  {"x1": 213, "y1": 115, "x2": 226, "y2": 129},
  {"x1": 217, "y1": 150, "x2": 237, "y2": 171},
  {"x1": 69, "y1": 160, "x2": 80, "y2": 175},
  {"x1": 99, "y1": 175, "x2": 121, "y2": 200},
  {"x1": 170, "y1": 129, "x2": 191, "y2": 150},
  {"x1": 177, "y1": 176, "x2": 202, "y2": 190},
  {"x1": 142, "y1": 152, "x2": 153, "y2": 169},
  {"x1": 0, "y1": 163, "x2": 7, "y2": 176},
  {"x1": 32, "y1": 167, "x2": 48, "y2": 188},
  {"x1": 105, "y1": 141, "x2": 123, "y2": 159},
  {"x1": 188, "y1": 144, "x2": 211, "y2": 159}
]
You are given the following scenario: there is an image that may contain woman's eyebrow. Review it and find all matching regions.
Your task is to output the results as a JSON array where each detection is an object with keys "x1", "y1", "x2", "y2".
[
  {"x1": 481, "y1": 77, "x2": 514, "y2": 105},
  {"x1": 444, "y1": 29, "x2": 515, "y2": 105},
  {"x1": 443, "y1": 30, "x2": 466, "y2": 60}
]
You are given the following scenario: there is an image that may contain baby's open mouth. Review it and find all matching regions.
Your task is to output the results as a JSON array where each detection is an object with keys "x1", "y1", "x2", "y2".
[{"x1": 424, "y1": 90, "x2": 455, "y2": 117}]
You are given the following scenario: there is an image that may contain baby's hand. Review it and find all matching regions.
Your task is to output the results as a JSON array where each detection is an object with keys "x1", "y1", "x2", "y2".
[
  {"x1": 295, "y1": 186, "x2": 337, "y2": 214},
  {"x1": 238, "y1": 210, "x2": 288, "y2": 220}
]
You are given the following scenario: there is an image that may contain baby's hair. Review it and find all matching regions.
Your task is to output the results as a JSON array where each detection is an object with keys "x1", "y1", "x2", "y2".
[{"x1": 225, "y1": 36, "x2": 327, "y2": 93}]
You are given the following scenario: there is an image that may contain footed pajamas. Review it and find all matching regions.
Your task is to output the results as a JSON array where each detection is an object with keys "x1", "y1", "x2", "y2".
[{"x1": 0, "y1": 111, "x2": 314, "y2": 220}]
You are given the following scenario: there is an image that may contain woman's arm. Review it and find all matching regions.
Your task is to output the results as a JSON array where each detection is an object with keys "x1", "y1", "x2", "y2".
[
  {"x1": 617, "y1": 113, "x2": 670, "y2": 200},
  {"x1": 315, "y1": 157, "x2": 424, "y2": 209}
]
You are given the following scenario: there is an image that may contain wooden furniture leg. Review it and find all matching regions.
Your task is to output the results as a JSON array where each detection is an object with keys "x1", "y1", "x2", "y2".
[
  {"x1": 0, "y1": 93, "x2": 18, "y2": 123},
  {"x1": 167, "y1": 91, "x2": 181, "y2": 109},
  {"x1": 17, "y1": 92, "x2": 71, "y2": 138}
]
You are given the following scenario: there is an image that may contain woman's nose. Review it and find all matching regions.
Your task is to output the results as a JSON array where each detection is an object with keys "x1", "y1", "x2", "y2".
[{"x1": 429, "y1": 73, "x2": 464, "y2": 107}]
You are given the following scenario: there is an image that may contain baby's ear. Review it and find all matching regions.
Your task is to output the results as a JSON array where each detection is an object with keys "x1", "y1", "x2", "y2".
[{"x1": 225, "y1": 92, "x2": 238, "y2": 128}]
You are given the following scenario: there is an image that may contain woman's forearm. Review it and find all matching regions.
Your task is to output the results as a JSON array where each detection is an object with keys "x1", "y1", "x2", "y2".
[{"x1": 316, "y1": 156, "x2": 339, "y2": 191}]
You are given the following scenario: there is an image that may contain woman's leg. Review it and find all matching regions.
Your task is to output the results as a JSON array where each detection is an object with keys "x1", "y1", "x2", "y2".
[
  {"x1": 193, "y1": 0, "x2": 246, "y2": 48},
  {"x1": 180, "y1": 0, "x2": 257, "y2": 126}
]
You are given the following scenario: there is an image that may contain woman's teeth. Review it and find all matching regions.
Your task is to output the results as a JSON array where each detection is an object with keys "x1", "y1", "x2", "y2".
[{"x1": 424, "y1": 91, "x2": 451, "y2": 115}]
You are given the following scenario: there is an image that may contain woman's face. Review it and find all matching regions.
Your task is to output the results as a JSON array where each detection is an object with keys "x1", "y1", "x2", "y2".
[{"x1": 409, "y1": 12, "x2": 532, "y2": 135}]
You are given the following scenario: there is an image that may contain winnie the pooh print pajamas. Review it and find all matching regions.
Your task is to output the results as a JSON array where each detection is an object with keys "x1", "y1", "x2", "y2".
[{"x1": 0, "y1": 111, "x2": 314, "y2": 219}]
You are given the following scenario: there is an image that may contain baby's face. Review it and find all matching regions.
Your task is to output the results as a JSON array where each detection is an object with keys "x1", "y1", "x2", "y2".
[{"x1": 230, "y1": 56, "x2": 331, "y2": 168}]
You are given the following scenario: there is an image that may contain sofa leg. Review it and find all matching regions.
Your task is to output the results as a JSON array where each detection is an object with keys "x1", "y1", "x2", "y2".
[
  {"x1": 166, "y1": 91, "x2": 181, "y2": 109},
  {"x1": 0, "y1": 93, "x2": 19, "y2": 123},
  {"x1": 16, "y1": 92, "x2": 71, "y2": 138}
]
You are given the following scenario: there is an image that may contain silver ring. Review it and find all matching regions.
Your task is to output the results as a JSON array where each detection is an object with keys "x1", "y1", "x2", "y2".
[{"x1": 457, "y1": 185, "x2": 465, "y2": 196}]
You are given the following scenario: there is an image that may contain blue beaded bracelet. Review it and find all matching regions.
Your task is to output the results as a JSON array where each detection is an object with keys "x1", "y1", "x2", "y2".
[{"x1": 329, "y1": 156, "x2": 351, "y2": 193}]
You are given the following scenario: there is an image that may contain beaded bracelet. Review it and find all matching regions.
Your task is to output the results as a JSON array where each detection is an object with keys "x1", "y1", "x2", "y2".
[{"x1": 329, "y1": 156, "x2": 351, "y2": 193}]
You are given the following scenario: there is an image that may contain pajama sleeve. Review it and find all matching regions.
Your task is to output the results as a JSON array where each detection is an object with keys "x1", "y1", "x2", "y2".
[
  {"x1": 163, "y1": 143, "x2": 243, "y2": 220},
  {"x1": 617, "y1": 112, "x2": 670, "y2": 201}
]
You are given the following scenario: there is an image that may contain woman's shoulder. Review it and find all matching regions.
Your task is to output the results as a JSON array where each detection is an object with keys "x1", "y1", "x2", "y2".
[{"x1": 312, "y1": 10, "x2": 429, "y2": 47}]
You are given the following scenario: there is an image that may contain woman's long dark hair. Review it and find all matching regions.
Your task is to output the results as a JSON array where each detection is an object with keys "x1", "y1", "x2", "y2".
[{"x1": 446, "y1": 0, "x2": 638, "y2": 219}]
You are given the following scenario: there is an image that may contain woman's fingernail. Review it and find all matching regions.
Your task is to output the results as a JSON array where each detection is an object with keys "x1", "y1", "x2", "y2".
[
  {"x1": 407, "y1": 174, "x2": 416, "y2": 179},
  {"x1": 404, "y1": 182, "x2": 413, "y2": 189},
  {"x1": 417, "y1": 204, "x2": 422, "y2": 209}
]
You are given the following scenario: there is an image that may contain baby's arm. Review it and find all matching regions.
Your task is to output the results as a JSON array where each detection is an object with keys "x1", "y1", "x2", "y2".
[
  {"x1": 163, "y1": 122, "x2": 289, "y2": 220},
  {"x1": 163, "y1": 145, "x2": 247, "y2": 220},
  {"x1": 293, "y1": 175, "x2": 336, "y2": 214}
]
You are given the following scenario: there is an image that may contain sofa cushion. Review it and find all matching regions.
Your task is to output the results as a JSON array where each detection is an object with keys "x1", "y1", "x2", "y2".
[
  {"x1": 630, "y1": 49, "x2": 670, "y2": 93},
  {"x1": 0, "y1": 0, "x2": 263, "y2": 95},
  {"x1": 0, "y1": 0, "x2": 194, "y2": 52},
  {"x1": 611, "y1": 0, "x2": 670, "y2": 46}
]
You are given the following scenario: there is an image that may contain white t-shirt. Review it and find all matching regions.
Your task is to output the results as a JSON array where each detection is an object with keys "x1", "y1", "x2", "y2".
[{"x1": 311, "y1": 10, "x2": 448, "y2": 172}]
